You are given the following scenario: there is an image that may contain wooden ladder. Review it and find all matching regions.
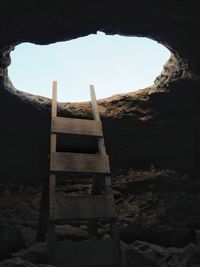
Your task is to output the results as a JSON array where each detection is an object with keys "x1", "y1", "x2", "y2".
[{"x1": 48, "y1": 81, "x2": 122, "y2": 267}]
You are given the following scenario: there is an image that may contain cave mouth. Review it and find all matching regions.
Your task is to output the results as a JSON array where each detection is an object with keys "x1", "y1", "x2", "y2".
[{"x1": 8, "y1": 32, "x2": 170, "y2": 102}]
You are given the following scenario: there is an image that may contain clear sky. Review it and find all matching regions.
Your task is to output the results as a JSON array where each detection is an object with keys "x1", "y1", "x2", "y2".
[{"x1": 8, "y1": 32, "x2": 170, "y2": 102}]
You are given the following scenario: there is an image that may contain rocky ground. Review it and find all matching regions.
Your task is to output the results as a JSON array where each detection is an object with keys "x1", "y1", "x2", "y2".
[
  {"x1": 0, "y1": 0, "x2": 199, "y2": 266},
  {"x1": 0, "y1": 169, "x2": 200, "y2": 266}
]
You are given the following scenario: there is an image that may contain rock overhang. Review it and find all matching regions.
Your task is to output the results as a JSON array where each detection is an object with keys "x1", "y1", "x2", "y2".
[{"x1": 0, "y1": 0, "x2": 199, "y2": 182}]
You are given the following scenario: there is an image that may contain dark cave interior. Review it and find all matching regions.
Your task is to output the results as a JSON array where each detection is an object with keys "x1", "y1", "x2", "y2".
[{"x1": 0, "y1": 1, "x2": 200, "y2": 266}]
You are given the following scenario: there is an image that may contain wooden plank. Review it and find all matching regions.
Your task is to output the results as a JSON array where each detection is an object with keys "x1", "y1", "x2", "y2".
[
  {"x1": 88, "y1": 175, "x2": 103, "y2": 237},
  {"x1": 48, "y1": 80, "x2": 58, "y2": 245},
  {"x1": 90, "y1": 84, "x2": 107, "y2": 155},
  {"x1": 51, "y1": 116, "x2": 103, "y2": 136},
  {"x1": 50, "y1": 194, "x2": 117, "y2": 221},
  {"x1": 51, "y1": 81, "x2": 57, "y2": 118},
  {"x1": 49, "y1": 240, "x2": 120, "y2": 267},
  {"x1": 50, "y1": 81, "x2": 57, "y2": 196},
  {"x1": 47, "y1": 81, "x2": 57, "y2": 247},
  {"x1": 50, "y1": 80, "x2": 57, "y2": 155},
  {"x1": 89, "y1": 85, "x2": 111, "y2": 238},
  {"x1": 50, "y1": 81, "x2": 57, "y2": 155},
  {"x1": 50, "y1": 134, "x2": 56, "y2": 154},
  {"x1": 90, "y1": 84, "x2": 100, "y2": 121},
  {"x1": 50, "y1": 152, "x2": 110, "y2": 173}
]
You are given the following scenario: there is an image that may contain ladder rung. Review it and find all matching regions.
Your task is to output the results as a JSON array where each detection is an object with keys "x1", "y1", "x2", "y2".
[
  {"x1": 49, "y1": 240, "x2": 120, "y2": 267},
  {"x1": 50, "y1": 152, "x2": 110, "y2": 173},
  {"x1": 52, "y1": 116, "x2": 103, "y2": 136},
  {"x1": 50, "y1": 195, "x2": 117, "y2": 221}
]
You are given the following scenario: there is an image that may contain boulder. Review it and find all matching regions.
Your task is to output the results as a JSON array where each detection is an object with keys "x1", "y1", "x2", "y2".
[
  {"x1": 125, "y1": 241, "x2": 199, "y2": 267},
  {"x1": 12, "y1": 243, "x2": 47, "y2": 264},
  {"x1": 0, "y1": 224, "x2": 25, "y2": 260},
  {"x1": 116, "y1": 171, "x2": 200, "y2": 246}
]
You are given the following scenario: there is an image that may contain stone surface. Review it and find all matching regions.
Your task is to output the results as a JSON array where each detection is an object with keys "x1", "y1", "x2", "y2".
[
  {"x1": 0, "y1": 1, "x2": 199, "y2": 182},
  {"x1": 0, "y1": 258, "x2": 36, "y2": 267},
  {"x1": 0, "y1": 257, "x2": 54, "y2": 267},
  {"x1": 125, "y1": 241, "x2": 199, "y2": 267},
  {"x1": 154, "y1": 54, "x2": 198, "y2": 89},
  {"x1": 1, "y1": 170, "x2": 200, "y2": 249},
  {"x1": 1, "y1": 79, "x2": 200, "y2": 181},
  {"x1": 115, "y1": 170, "x2": 200, "y2": 246},
  {"x1": 12, "y1": 243, "x2": 47, "y2": 264},
  {"x1": 0, "y1": 224, "x2": 25, "y2": 260},
  {"x1": 0, "y1": 0, "x2": 199, "y2": 263},
  {"x1": 0, "y1": 191, "x2": 40, "y2": 228}
]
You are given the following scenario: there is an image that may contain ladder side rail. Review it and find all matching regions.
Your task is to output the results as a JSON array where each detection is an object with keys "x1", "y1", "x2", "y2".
[
  {"x1": 89, "y1": 85, "x2": 105, "y2": 238},
  {"x1": 50, "y1": 80, "x2": 57, "y2": 196},
  {"x1": 90, "y1": 85, "x2": 112, "y2": 192},
  {"x1": 88, "y1": 174, "x2": 103, "y2": 238},
  {"x1": 105, "y1": 174, "x2": 121, "y2": 252},
  {"x1": 105, "y1": 175, "x2": 121, "y2": 254},
  {"x1": 90, "y1": 84, "x2": 107, "y2": 155},
  {"x1": 90, "y1": 85, "x2": 122, "y2": 266},
  {"x1": 36, "y1": 81, "x2": 57, "y2": 242},
  {"x1": 90, "y1": 85, "x2": 116, "y2": 241},
  {"x1": 90, "y1": 85, "x2": 112, "y2": 194},
  {"x1": 48, "y1": 81, "x2": 57, "y2": 258}
]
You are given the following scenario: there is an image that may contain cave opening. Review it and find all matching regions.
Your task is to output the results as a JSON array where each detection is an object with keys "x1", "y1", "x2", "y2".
[
  {"x1": 0, "y1": 1, "x2": 199, "y2": 265},
  {"x1": 8, "y1": 31, "x2": 170, "y2": 102}
]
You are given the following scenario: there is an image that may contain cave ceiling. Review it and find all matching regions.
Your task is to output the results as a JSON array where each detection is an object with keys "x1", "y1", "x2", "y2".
[
  {"x1": 0, "y1": 0, "x2": 199, "y2": 181},
  {"x1": 0, "y1": 0, "x2": 199, "y2": 73}
]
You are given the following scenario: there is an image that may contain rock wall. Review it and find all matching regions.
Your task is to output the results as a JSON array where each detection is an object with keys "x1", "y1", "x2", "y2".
[
  {"x1": 0, "y1": 0, "x2": 200, "y2": 265},
  {"x1": 0, "y1": 0, "x2": 199, "y2": 181}
]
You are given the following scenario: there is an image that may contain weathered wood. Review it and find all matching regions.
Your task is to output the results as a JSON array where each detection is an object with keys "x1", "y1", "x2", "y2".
[
  {"x1": 51, "y1": 81, "x2": 57, "y2": 118},
  {"x1": 50, "y1": 194, "x2": 117, "y2": 221},
  {"x1": 50, "y1": 81, "x2": 57, "y2": 153},
  {"x1": 50, "y1": 152, "x2": 110, "y2": 173},
  {"x1": 44, "y1": 83, "x2": 122, "y2": 267},
  {"x1": 90, "y1": 84, "x2": 100, "y2": 122},
  {"x1": 50, "y1": 134, "x2": 56, "y2": 154},
  {"x1": 50, "y1": 81, "x2": 57, "y2": 196},
  {"x1": 51, "y1": 116, "x2": 103, "y2": 136},
  {"x1": 49, "y1": 240, "x2": 120, "y2": 267},
  {"x1": 48, "y1": 80, "x2": 58, "y2": 245},
  {"x1": 88, "y1": 175, "x2": 103, "y2": 237},
  {"x1": 90, "y1": 84, "x2": 107, "y2": 155},
  {"x1": 89, "y1": 85, "x2": 110, "y2": 238}
]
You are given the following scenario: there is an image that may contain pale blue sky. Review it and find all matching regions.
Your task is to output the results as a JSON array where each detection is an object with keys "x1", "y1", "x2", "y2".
[{"x1": 8, "y1": 32, "x2": 170, "y2": 102}]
